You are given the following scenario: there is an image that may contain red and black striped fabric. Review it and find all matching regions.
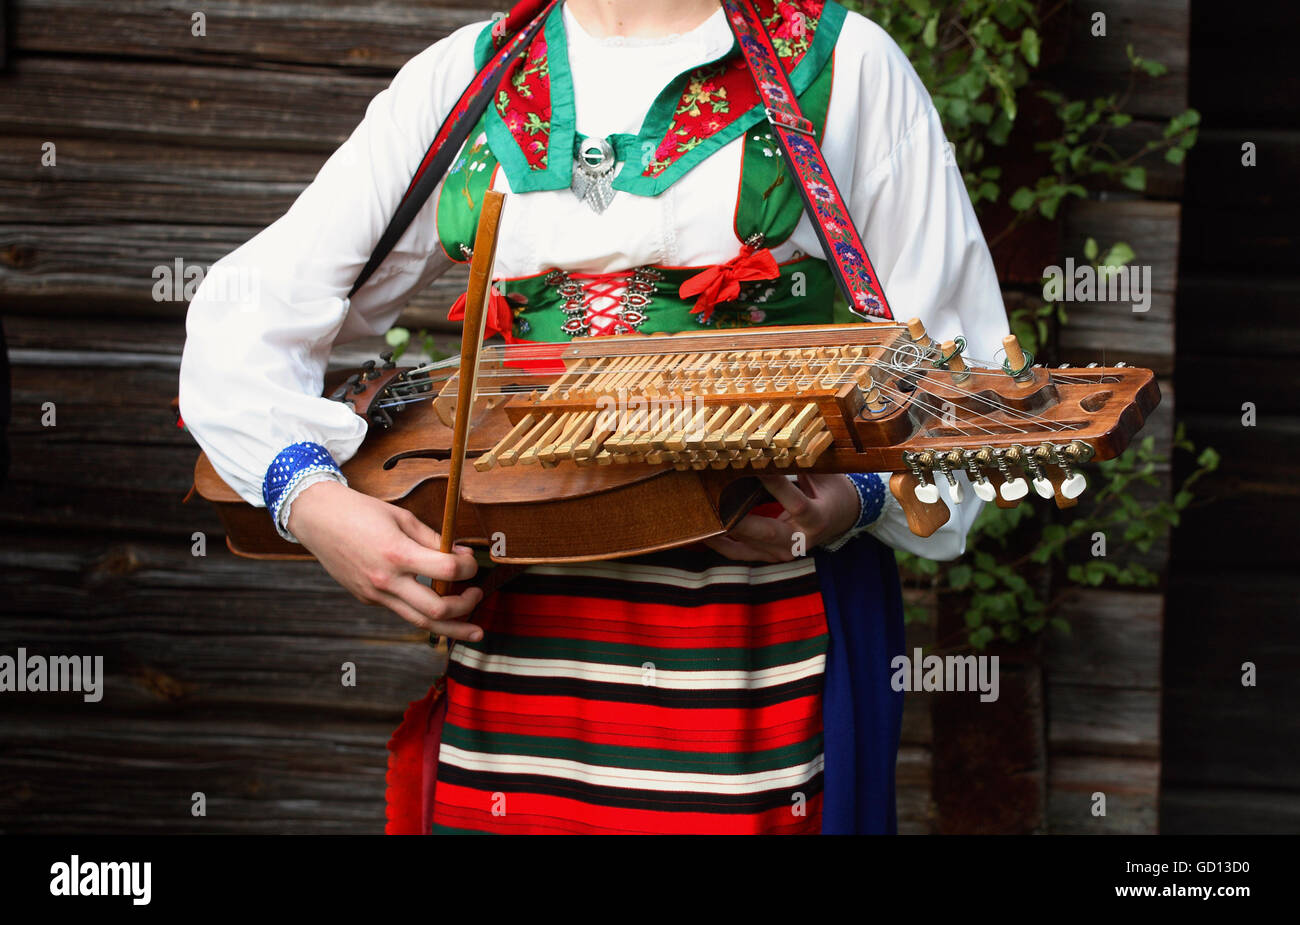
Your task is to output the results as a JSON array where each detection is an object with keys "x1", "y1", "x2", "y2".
[{"x1": 430, "y1": 546, "x2": 829, "y2": 834}]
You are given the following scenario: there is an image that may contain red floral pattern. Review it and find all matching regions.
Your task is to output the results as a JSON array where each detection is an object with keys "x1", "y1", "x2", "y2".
[
  {"x1": 495, "y1": 37, "x2": 553, "y2": 170},
  {"x1": 643, "y1": 0, "x2": 826, "y2": 179}
]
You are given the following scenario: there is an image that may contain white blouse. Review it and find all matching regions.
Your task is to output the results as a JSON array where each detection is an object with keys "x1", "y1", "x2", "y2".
[{"x1": 179, "y1": 4, "x2": 1011, "y2": 560}]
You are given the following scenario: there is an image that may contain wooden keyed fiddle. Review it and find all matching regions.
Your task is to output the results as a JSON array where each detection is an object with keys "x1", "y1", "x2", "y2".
[{"x1": 190, "y1": 191, "x2": 1161, "y2": 563}]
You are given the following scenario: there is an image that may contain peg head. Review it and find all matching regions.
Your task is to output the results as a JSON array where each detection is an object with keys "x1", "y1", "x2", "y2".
[{"x1": 999, "y1": 477, "x2": 1029, "y2": 501}]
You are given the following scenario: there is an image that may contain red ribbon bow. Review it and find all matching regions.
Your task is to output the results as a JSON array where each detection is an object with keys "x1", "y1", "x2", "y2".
[
  {"x1": 448, "y1": 285, "x2": 517, "y2": 343},
  {"x1": 678, "y1": 245, "x2": 780, "y2": 324}
]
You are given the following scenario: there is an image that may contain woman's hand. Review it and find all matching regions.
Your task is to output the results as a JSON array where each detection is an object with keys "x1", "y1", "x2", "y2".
[
  {"x1": 704, "y1": 473, "x2": 860, "y2": 563},
  {"x1": 286, "y1": 479, "x2": 485, "y2": 641}
]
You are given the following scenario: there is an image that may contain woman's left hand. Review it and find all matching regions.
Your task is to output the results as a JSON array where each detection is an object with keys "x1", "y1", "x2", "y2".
[{"x1": 704, "y1": 473, "x2": 861, "y2": 563}]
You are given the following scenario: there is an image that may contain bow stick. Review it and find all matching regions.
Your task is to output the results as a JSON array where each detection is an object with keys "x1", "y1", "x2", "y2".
[{"x1": 433, "y1": 189, "x2": 505, "y2": 624}]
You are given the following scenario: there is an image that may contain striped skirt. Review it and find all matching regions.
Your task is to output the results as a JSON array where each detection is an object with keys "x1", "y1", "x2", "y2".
[{"x1": 430, "y1": 548, "x2": 829, "y2": 834}]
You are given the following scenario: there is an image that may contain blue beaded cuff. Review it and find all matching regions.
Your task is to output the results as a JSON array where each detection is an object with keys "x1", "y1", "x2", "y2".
[
  {"x1": 846, "y1": 472, "x2": 887, "y2": 530},
  {"x1": 262, "y1": 442, "x2": 341, "y2": 527},
  {"x1": 823, "y1": 472, "x2": 887, "y2": 552}
]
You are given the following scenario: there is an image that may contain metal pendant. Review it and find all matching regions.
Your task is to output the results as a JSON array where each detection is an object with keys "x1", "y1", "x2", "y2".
[{"x1": 571, "y1": 136, "x2": 616, "y2": 214}]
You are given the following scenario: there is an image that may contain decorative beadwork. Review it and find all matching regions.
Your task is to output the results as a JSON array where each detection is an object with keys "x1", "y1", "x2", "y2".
[
  {"x1": 547, "y1": 267, "x2": 662, "y2": 337},
  {"x1": 263, "y1": 442, "x2": 342, "y2": 526},
  {"x1": 846, "y1": 472, "x2": 886, "y2": 529},
  {"x1": 822, "y1": 471, "x2": 887, "y2": 552}
]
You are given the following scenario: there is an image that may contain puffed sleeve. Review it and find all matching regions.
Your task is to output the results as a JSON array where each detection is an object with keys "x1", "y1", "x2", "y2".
[
  {"x1": 822, "y1": 11, "x2": 1012, "y2": 561},
  {"x1": 178, "y1": 22, "x2": 487, "y2": 534}
]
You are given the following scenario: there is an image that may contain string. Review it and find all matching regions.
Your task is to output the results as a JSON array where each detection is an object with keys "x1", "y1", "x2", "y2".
[{"x1": 369, "y1": 331, "x2": 1104, "y2": 441}]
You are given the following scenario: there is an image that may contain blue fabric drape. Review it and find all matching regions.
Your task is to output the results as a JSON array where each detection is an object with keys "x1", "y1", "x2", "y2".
[{"x1": 816, "y1": 532, "x2": 906, "y2": 834}]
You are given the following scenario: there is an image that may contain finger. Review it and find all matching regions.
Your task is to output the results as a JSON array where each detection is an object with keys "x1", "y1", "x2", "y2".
[
  {"x1": 704, "y1": 535, "x2": 781, "y2": 563},
  {"x1": 395, "y1": 540, "x2": 479, "y2": 583},
  {"x1": 379, "y1": 583, "x2": 485, "y2": 641},
  {"x1": 390, "y1": 575, "x2": 484, "y2": 623},
  {"x1": 728, "y1": 514, "x2": 794, "y2": 547},
  {"x1": 395, "y1": 509, "x2": 443, "y2": 549},
  {"x1": 758, "y1": 474, "x2": 810, "y2": 517}
]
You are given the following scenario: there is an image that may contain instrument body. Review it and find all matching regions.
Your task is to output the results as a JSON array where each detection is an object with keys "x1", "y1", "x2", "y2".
[{"x1": 192, "y1": 322, "x2": 1160, "y2": 563}]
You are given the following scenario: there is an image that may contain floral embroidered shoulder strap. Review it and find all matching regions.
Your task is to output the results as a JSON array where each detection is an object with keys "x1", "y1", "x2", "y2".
[{"x1": 722, "y1": 0, "x2": 893, "y2": 320}]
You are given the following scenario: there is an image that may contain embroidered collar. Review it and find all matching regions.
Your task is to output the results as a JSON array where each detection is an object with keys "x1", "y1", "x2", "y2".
[{"x1": 475, "y1": 0, "x2": 845, "y2": 196}]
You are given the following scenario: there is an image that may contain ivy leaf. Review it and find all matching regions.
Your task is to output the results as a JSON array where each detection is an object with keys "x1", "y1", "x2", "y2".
[
  {"x1": 949, "y1": 564, "x2": 973, "y2": 589},
  {"x1": 1020, "y1": 28, "x2": 1041, "y2": 67},
  {"x1": 1121, "y1": 166, "x2": 1147, "y2": 191},
  {"x1": 1083, "y1": 237, "x2": 1099, "y2": 261},
  {"x1": 385, "y1": 326, "x2": 411, "y2": 360},
  {"x1": 1101, "y1": 241, "x2": 1136, "y2": 268},
  {"x1": 1165, "y1": 146, "x2": 1186, "y2": 165},
  {"x1": 922, "y1": 14, "x2": 938, "y2": 49}
]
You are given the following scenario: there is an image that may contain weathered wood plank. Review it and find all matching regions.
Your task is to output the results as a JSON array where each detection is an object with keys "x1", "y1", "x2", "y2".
[
  {"x1": 0, "y1": 58, "x2": 384, "y2": 152},
  {"x1": 1045, "y1": 591, "x2": 1161, "y2": 690},
  {"x1": 0, "y1": 532, "x2": 449, "y2": 714},
  {"x1": 1162, "y1": 787, "x2": 1300, "y2": 835},
  {"x1": 1058, "y1": 0, "x2": 1189, "y2": 120},
  {"x1": 1047, "y1": 685, "x2": 1159, "y2": 758},
  {"x1": 0, "y1": 713, "x2": 403, "y2": 834},
  {"x1": 1178, "y1": 275, "x2": 1300, "y2": 358},
  {"x1": 0, "y1": 135, "x2": 320, "y2": 226},
  {"x1": 1061, "y1": 199, "x2": 1181, "y2": 294},
  {"x1": 896, "y1": 746, "x2": 935, "y2": 835},
  {"x1": 1048, "y1": 755, "x2": 1160, "y2": 834},
  {"x1": 13, "y1": 0, "x2": 488, "y2": 71},
  {"x1": 1162, "y1": 571, "x2": 1300, "y2": 791},
  {"x1": 0, "y1": 223, "x2": 468, "y2": 323}
]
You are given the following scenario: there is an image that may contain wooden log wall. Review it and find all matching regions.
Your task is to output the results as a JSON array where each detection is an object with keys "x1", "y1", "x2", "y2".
[
  {"x1": 1161, "y1": 3, "x2": 1300, "y2": 833},
  {"x1": 0, "y1": 0, "x2": 488, "y2": 835},
  {"x1": 1038, "y1": 0, "x2": 1186, "y2": 835},
  {"x1": 0, "y1": 0, "x2": 1187, "y2": 834}
]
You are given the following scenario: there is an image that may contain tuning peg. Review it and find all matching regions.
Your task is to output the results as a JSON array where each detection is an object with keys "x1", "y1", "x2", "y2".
[
  {"x1": 903, "y1": 451, "x2": 942, "y2": 504},
  {"x1": 937, "y1": 450, "x2": 965, "y2": 503},
  {"x1": 1060, "y1": 472, "x2": 1087, "y2": 499},
  {"x1": 915, "y1": 481, "x2": 941, "y2": 504},
  {"x1": 999, "y1": 477, "x2": 1029, "y2": 501},
  {"x1": 962, "y1": 449, "x2": 997, "y2": 502},
  {"x1": 1033, "y1": 476, "x2": 1055, "y2": 499},
  {"x1": 905, "y1": 317, "x2": 933, "y2": 348},
  {"x1": 380, "y1": 351, "x2": 396, "y2": 369}
]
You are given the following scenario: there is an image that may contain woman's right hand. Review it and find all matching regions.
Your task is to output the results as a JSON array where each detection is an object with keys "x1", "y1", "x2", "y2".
[{"x1": 286, "y1": 479, "x2": 484, "y2": 641}]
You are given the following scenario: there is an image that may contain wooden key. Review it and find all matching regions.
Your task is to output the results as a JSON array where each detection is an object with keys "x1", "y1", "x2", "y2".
[
  {"x1": 774, "y1": 403, "x2": 820, "y2": 448},
  {"x1": 475, "y1": 413, "x2": 537, "y2": 472},
  {"x1": 750, "y1": 404, "x2": 796, "y2": 448},
  {"x1": 498, "y1": 414, "x2": 553, "y2": 466},
  {"x1": 727, "y1": 404, "x2": 772, "y2": 449}
]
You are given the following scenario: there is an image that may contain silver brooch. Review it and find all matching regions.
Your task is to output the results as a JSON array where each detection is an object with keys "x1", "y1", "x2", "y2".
[{"x1": 571, "y1": 136, "x2": 617, "y2": 214}]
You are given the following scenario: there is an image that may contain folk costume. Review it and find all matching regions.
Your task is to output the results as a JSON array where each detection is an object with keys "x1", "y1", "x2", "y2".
[{"x1": 180, "y1": 0, "x2": 1009, "y2": 834}]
